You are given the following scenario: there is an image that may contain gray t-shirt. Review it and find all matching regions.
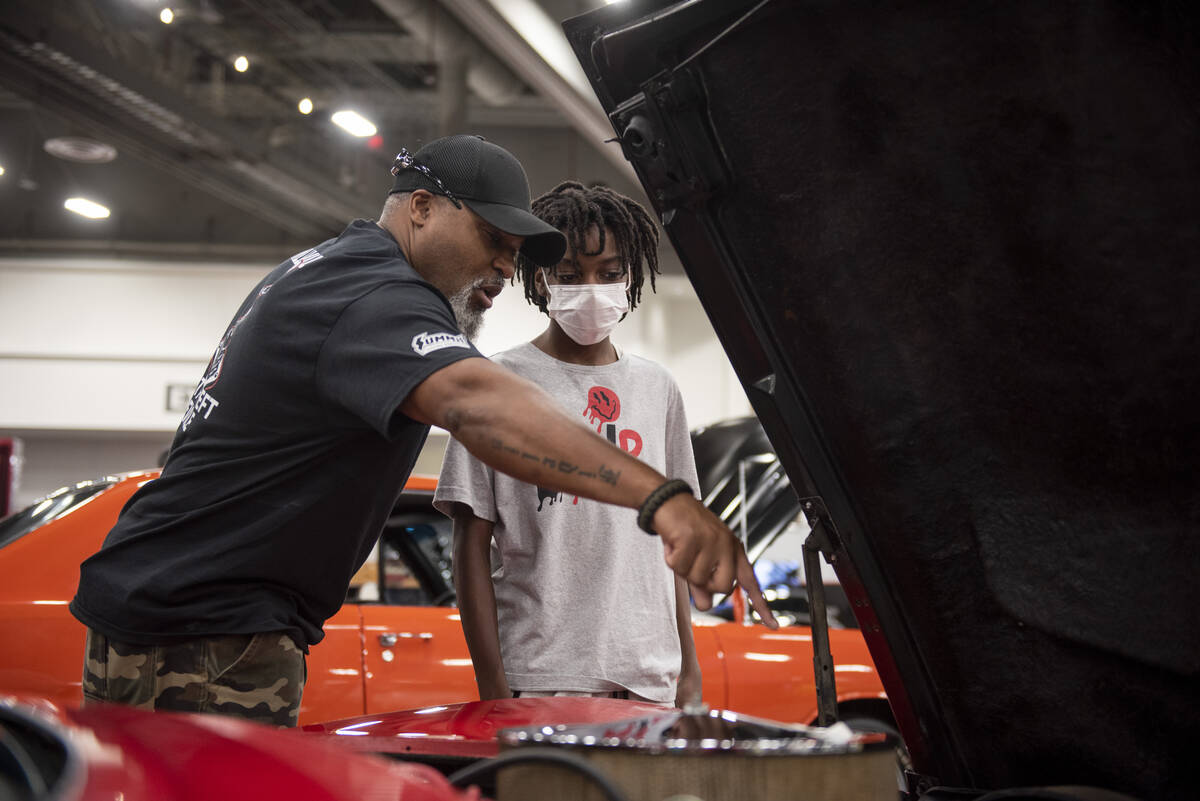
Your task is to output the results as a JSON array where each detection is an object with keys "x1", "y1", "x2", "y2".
[{"x1": 434, "y1": 342, "x2": 700, "y2": 702}]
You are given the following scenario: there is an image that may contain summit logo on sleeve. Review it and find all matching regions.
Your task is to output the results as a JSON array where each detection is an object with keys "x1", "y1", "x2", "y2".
[{"x1": 411, "y1": 331, "x2": 470, "y2": 356}]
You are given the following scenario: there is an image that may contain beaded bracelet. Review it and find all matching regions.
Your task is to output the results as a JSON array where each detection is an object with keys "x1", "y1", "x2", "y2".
[{"x1": 636, "y1": 478, "x2": 694, "y2": 535}]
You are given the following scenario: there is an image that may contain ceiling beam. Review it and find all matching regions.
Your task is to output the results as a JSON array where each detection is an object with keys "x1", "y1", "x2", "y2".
[
  {"x1": 433, "y1": 0, "x2": 636, "y2": 183},
  {"x1": 0, "y1": 2, "x2": 371, "y2": 236},
  {"x1": 260, "y1": 31, "x2": 428, "y2": 63},
  {"x1": 371, "y1": 0, "x2": 528, "y2": 106},
  {"x1": 0, "y1": 238, "x2": 299, "y2": 263},
  {"x1": 213, "y1": 85, "x2": 565, "y2": 128}
]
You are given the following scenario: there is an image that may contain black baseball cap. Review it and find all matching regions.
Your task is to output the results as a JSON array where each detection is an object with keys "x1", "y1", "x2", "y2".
[{"x1": 389, "y1": 134, "x2": 566, "y2": 268}]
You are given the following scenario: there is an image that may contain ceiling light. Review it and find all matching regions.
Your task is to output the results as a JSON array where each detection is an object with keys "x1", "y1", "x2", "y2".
[
  {"x1": 44, "y1": 136, "x2": 118, "y2": 164},
  {"x1": 0, "y1": 165, "x2": 5, "y2": 177},
  {"x1": 233, "y1": 55, "x2": 249, "y2": 72},
  {"x1": 298, "y1": 97, "x2": 313, "y2": 115},
  {"x1": 159, "y1": 8, "x2": 174, "y2": 24},
  {"x1": 331, "y1": 110, "x2": 377, "y2": 137},
  {"x1": 64, "y1": 197, "x2": 111, "y2": 219}
]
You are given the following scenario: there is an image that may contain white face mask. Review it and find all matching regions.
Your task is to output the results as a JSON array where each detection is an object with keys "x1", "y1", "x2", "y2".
[{"x1": 541, "y1": 269, "x2": 631, "y2": 346}]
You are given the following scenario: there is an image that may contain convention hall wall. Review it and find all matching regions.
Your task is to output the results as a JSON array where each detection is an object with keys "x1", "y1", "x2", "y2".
[{"x1": 0, "y1": 256, "x2": 750, "y2": 510}]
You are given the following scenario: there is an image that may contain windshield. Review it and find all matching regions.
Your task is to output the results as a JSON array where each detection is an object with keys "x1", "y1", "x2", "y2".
[{"x1": 0, "y1": 479, "x2": 117, "y2": 550}]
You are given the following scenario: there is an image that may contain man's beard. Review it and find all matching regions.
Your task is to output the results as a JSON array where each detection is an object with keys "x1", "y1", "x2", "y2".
[{"x1": 448, "y1": 280, "x2": 486, "y2": 341}]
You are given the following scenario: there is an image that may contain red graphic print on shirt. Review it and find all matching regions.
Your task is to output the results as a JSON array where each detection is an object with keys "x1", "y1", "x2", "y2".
[
  {"x1": 534, "y1": 385, "x2": 645, "y2": 512},
  {"x1": 582, "y1": 386, "x2": 642, "y2": 458},
  {"x1": 584, "y1": 386, "x2": 621, "y2": 426}
]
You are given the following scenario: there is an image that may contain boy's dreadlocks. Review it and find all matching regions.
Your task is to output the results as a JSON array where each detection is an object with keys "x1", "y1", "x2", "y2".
[{"x1": 517, "y1": 181, "x2": 660, "y2": 314}]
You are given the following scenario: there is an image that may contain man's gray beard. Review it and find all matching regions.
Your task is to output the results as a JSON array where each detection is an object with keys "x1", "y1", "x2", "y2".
[{"x1": 448, "y1": 282, "x2": 484, "y2": 341}]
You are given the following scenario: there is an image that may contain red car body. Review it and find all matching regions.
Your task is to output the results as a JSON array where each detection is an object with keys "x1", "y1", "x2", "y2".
[
  {"x1": 303, "y1": 697, "x2": 669, "y2": 760},
  {"x1": 1, "y1": 694, "x2": 469, "y2": 801}
]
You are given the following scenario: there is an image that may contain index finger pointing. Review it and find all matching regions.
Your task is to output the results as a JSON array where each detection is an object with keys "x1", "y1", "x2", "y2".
[{"x1": 737, "y1": 547, "x2": 779, "y2": 629}]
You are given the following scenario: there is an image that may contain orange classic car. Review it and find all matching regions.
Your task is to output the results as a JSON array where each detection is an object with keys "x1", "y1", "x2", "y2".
[{"x1": 0, "y1": 470, "x2": 891, "y2": 728}]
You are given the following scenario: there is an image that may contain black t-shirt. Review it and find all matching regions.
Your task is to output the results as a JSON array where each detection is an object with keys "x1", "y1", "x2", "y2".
[{"x1": 70, "y1": 220, "x2": 483, "y2": 649}]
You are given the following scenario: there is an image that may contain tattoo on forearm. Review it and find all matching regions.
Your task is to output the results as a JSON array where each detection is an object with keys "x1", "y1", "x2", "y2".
[
  {"x1": 487, "y1": 438, "x2": 621, "y2": 487},
  {"x1": 494, "y1": 438, "x2": 547, "y2": 462}
]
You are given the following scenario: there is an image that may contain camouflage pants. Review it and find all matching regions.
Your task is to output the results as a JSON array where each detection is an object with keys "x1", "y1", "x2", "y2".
[{"x1": 81, "y1": 628, "x2": 306, "y2": 727}]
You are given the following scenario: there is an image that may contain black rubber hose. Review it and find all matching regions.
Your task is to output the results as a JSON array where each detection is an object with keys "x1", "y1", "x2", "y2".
[
  {"x1": 446, "y1": 747, "x2": 629, "y2": 801},
  {"x1": 0, "y1": 724, "x2": 49, "y2": 796},
  {"x1": 973, "y1": 789, "x2": 1142, "y2": 801}
]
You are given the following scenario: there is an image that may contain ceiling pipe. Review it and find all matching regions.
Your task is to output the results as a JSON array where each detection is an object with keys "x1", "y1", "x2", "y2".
[
  {"x1": 438, "y1": 55, "x2": 470, "y2": 136},
  {"x1": 0, "y1": 26, "x2": 363, "y2": 236},
  {"x1": 433, "y1": 0, "x2": 638, "y2": 183},
  {"x1": 371, "y1": 0, "x2": 526, "y2": 106}
]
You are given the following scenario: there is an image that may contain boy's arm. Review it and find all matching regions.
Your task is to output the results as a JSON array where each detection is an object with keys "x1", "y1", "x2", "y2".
[
  {"x1": 450, "y1": 505, "x2": 511, "y2": 700},
  {"x1": 674, "y1": 575, "x2": 703, "y2": 708}
]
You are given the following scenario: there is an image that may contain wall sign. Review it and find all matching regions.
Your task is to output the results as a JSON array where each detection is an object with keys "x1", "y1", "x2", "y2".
[{"x1": 164, "y1": 383, "x2": 194, "y2": 413}]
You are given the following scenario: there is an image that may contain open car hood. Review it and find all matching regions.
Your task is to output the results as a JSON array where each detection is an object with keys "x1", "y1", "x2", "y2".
[{"x1": 565, "y1": 2, "x2": 1200, "y2": 798}]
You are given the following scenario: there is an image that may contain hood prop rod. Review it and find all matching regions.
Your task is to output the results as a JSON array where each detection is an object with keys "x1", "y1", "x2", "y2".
[
  {"x1": 801, "y1": 499, "x2": 839, "y2": 726},
  {"x1": 736, "y1": 458, "x2": 752, "y2": 624}
]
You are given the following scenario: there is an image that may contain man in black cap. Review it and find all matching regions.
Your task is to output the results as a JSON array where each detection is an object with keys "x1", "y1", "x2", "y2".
[{"x1": 70, "y1": 135, "x2": 772, "y2": 726}]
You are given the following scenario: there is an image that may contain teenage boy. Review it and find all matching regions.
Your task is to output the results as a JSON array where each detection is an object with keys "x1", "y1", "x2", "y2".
[{"x1": 435, "y1": 181, "x2": 777, "y2": 707}]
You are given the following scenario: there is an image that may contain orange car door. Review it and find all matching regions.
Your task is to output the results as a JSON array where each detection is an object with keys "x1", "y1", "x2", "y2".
[
  {"x1": 299, "y1": 604, "x2": 367, "y2": 724},
  {"x1": 713, "y1": 622, "x2": 822, "y2": 722},
  {"x1": 689, "y1": 622, "x2": 727, "y2": 710},
  {"x1": 713, "y1": 622, "x2": 883, "y2": 724},
  {"x1": 360, "y1": 513, "x2": 477, "y2": 714},
  {"x1": 360, "y1": 604, "x2": 476, "y2": 713}
]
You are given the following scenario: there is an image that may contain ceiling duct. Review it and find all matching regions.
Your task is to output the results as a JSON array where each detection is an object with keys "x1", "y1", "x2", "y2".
[
  {"x1": 372, "y1": 0, "x2": 526, "y2": 106},
  {"x1": 434, "y1": 0, "x2": 638, "y2": 182},
  {"x1": 0, "y1": 34, "x2": 225, "y2": 154},
  {"x1": 0, "y1": 19, "x2": 365, "y2": 237}
]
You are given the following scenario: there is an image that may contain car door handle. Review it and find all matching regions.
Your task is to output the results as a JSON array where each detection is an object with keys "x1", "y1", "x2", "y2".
[{"x1": 378, "y1": 632, "x2": 433, "y2": 646}]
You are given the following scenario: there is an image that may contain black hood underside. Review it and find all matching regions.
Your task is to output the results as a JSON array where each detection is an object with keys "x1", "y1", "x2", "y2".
[{"x1": 567, "y1": 1, "x2": 1200, "y2": 799}]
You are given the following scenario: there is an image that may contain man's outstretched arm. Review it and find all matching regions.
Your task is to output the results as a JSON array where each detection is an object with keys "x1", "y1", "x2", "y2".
[{"x1": 401, "y1": 356, "x2": 775, "y2": 623}]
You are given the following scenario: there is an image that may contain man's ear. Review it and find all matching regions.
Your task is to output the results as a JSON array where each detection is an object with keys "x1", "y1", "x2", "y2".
[
  {"x1": 408, "y1": 190, "x2": 434, "y2": 226},
  {"x1": 533, "y1": 267, "x2": 550, "y2": 298}
]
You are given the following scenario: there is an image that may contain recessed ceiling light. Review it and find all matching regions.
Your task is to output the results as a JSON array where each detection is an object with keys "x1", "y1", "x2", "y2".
[
  {"x1": 331, "y1": 110, "x2": 377, "y2": 137},
  {"x1": 160, "y1": 8, "x2": 174, "y2": 24},
  {"x1": 233, "y1": 55, "x2": 249, "y2": 73},
  {"x1": 64, "y1": 197, "x2": 111, "y2": 219},
  {"x1": 0, "y1": 164, "x2": 5, "y2": 177},
  {"x1": 44, "y1": 136, "x2": 118, "y2": 164},
  {"x1": 298, "y1": 97, "x2": 313, "y2": 115}
]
